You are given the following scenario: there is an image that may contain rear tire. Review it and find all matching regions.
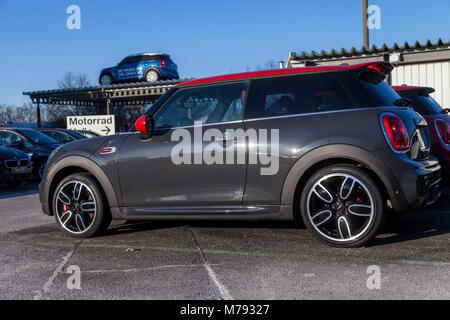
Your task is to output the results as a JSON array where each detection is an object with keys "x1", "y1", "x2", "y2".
[
  {"x1": 300, "y1": 164, "x2": 385, "y2": 248},
  {"x1": 145, "y1": 70, "x2": 159, "y2": 83},
  {"x1": 52, "y1": 173, "x2": 111, "y2": 238}
]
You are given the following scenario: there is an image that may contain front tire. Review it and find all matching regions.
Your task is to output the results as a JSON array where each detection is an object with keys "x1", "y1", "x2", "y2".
[
  {"x1": 300, "y1": 165, "x2": 385, "y2": 248},
  {"x1": 36, "y1": 160, "x2": 47, "y2": 180},
  {"x1": 52, "y1": 173, "x2": 111, "y2": 238},
  {"x1": 100, "y1": 73, "x2": 113, "y2": 86}
]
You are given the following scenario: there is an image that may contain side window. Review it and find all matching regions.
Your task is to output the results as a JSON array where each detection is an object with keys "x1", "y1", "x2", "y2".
[
  {"x1": 0, "y1": 132, "x2": 26, "y2": 146},
  {"x1": 154, "y1": 82, "x2": 247, "y2": 129},
  {"x1": 0, "y1": 132, "x2": 11, "y2": 146},
  {"x1": 244, "y1": 73, "x2": 355, "y2": 119},
  {"x1": 119, "y1": 57, "x2": 137, "y2": 65},
  {"x1": 47, "y1": 131, "x2": 70, "y2": 143}
]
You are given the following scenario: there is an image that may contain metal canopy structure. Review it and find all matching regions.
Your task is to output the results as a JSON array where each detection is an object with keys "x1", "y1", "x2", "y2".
[
  {"x1": 23, "y1": 79, "x2": 185, "y2": 109},
  {"x1": 23, "y1": 79, "x2": 187, "y2": 127}
]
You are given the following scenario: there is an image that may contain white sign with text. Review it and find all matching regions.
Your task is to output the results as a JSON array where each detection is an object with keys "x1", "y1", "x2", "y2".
[{"x1": 67, "y1": 115, "x2": 115, "y2": 136}]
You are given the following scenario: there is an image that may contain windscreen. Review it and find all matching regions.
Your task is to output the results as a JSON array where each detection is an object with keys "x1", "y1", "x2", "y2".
[{"x1": 17, "y1": 129, "x2": 58, "y2": 145}]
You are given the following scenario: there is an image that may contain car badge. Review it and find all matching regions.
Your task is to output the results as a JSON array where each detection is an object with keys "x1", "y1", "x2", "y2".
[{"x1": 99, "y1": 147, "x2": 116, "y2": 155}]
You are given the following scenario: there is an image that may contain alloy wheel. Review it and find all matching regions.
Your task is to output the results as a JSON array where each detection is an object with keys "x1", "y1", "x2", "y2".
[
  {"x1": 101, "y1": 75, "x2": 112, "y2": 85},
  {"x1": 146, "y1": 70, "x2": 158, "y2": 82},
  {"x1": 306, "y1": 173, "x2": 375, "y2": 242},
  {"x1": 55, "y1": 180, "x2": 97, "y2": 234}
]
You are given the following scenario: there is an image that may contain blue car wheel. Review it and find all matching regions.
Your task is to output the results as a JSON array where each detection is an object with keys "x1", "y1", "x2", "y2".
[
  {"x1": 100, "y1": 73, "x2": 113, "y2": 85},
  {"x1": 145, "y1": 69, "x2": 159, "y2": 83}
]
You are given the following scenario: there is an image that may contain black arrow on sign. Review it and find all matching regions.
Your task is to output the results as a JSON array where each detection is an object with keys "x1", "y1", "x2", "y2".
[{"x1": 101, "y1": 126, "x2": 111, "y2": 135}]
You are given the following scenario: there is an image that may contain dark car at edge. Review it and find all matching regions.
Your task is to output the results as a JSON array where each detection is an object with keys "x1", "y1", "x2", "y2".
[
  {"x1": 393, "y1": 86, "x2": 450, "y2": 177},
  {"x1": 39, "y1": 62, "x2": 441, "y2": 247},
  {"x1": 0, "y1": 128, "x2": 62, "y2": 179},
  {"x1": 0, "y1": 146, "x2": 33, "y2": 187}
]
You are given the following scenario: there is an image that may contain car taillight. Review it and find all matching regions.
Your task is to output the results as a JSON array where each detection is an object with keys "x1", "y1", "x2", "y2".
[
  {"x1": 381, "y1": 114, "x2": 410, "y2": 152},
  {"x1": 435, "y1": 119, "x2": 450, "y2": 145},
  {"x1": 160, "y1": 61, "x2": 166, "y2": 68}
]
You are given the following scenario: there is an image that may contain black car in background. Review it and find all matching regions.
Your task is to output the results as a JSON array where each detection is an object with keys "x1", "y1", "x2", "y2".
[
  {"x1": 0, "y1": 146, "x2": 33, "y2": 187},
  {"x1": 37, "y1": 128, "x2": 86, "y2": 144},
  {"x1": 75, "y1": 130, "x2": 99, "y2": 139},
  {"x1": 0, "y1": 128, "x2": 61, "y2": 179}
]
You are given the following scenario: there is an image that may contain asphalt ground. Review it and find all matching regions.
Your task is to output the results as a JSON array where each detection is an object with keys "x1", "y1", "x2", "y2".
[{"x1": 0, "y1": 182, "x2": 449, "y2": 300}]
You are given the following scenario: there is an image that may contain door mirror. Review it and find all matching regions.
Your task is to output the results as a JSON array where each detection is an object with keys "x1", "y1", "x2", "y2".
[
  {"x1": 135, "y1": 115, "x2": 154, "y2": 136},
  {"x1": 10, "y1": 140, "x2": 24, "y2": 149}
]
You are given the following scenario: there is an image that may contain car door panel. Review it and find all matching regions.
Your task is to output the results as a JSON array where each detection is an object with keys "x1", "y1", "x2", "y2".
[
  {"x1": 117, "y1": 81, "x2": 249, "y2": 209},
  {"x1": 117, "y1": 122, "x2": 246, "y2": 208}
]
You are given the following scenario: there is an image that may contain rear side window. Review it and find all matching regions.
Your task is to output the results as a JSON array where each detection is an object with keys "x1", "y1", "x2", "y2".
[
  {"x1": 244, "y1": 70, "x2": 401, "y2": 120},
  {"x1": 245, "y1": 73, "x2": 355, "y2": 119},
  {"x1": 340, "y1": 70, "x2": 401, "y2": 107},
  {"x1": 140, "y1": 55, "x2": 170, "y2": 63}
]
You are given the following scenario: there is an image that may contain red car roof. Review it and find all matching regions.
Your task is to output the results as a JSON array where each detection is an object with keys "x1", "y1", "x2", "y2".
[{"x1": 178, "y1": 62, "x2": 394, "y2": 87}]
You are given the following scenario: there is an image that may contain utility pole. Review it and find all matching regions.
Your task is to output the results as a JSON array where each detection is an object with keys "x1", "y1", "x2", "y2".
[
  {"x1": 363, "y1": 0, "x2": 369, "y2": 49},
  {"x1": 36, "y1": 103, "x2": 41, "y2": 128}
]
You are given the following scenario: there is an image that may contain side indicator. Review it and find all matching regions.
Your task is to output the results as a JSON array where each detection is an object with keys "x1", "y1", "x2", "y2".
[{"x1": 100, "y1": 147, "x2": 117, "y2": 155}]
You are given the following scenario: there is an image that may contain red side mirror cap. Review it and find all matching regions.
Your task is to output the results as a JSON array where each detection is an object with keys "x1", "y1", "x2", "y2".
[
  {"x1": 135, "y1": 115, "x2": 154, "y2": 135},
  {"x1": 135, "y1": 116, "x2": 148, "y2": 134}
]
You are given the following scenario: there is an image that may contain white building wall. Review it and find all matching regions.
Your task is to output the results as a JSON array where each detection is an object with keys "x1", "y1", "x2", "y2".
[{"x1": 391, "y1": 62, "x2": 450, "y2": 107}]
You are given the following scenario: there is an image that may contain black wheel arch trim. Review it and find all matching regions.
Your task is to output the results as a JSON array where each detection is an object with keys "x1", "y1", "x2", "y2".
[
  {"x1": 42, "y1": 155, "x2": 119, "y2": 216},
  {"x1": 280, "y1": 144, "x2": 409, "y2": 213}
]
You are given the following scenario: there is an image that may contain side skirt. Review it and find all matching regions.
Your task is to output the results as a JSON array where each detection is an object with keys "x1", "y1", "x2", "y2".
[{"x1": 110, "y1": 205, "x2": 293, "y2": 221}]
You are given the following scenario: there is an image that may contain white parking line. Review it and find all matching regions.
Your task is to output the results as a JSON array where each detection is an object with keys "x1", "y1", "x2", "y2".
[
  {"x1": 33, "y1": 241, "x2": 81, "y2": 300},
  {"x1": 83, "y1": 263, "x2": 221, "y2": 274},
  {"x1": 189, "y1": 229, "x2": 233, "y2": 300}
]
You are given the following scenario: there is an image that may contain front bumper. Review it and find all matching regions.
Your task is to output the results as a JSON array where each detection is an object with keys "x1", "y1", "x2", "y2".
[{"x1": 0, "y1": 167, "x2": 33, "y2": 182}]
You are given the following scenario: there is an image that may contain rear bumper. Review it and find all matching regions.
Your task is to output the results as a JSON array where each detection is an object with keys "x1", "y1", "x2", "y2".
[
  {"x1": 375, "y1": 149, "x2": 442, "y2": 212},
  {"x1": 415, "y1": 167, "x2": 442, "y2": 207},
  {"x1": 160, "y1": 69, "x2": 179, "y2": 80}
]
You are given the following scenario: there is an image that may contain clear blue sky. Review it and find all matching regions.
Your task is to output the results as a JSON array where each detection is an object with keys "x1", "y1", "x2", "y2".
[{"x1": 0, "y1": 0, "x2": 449, "y2": 106}]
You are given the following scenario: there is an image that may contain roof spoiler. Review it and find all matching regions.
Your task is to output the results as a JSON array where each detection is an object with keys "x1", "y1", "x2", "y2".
[
  {"x1": 392, "y1": 86, "x2": 436, "y2": 96},
  {"x1": 348, "y1": 62, "x2": 395, "y2": 75}
]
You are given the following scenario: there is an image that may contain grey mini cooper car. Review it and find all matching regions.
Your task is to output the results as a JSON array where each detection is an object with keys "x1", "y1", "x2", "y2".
[{"x1": 39, "y1": 62, "x2": 441, "y2": 247}]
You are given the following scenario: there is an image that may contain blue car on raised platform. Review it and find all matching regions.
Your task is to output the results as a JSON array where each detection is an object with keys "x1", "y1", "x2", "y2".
[{"x1": 99, "y1": 53, "x2": 179, "y2": 85}]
